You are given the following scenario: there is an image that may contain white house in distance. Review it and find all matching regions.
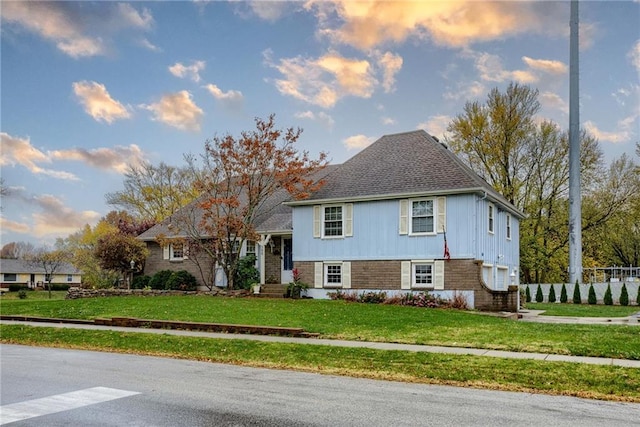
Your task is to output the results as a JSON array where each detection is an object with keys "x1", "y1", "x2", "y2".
[
  {"x1": 0, "y1": 258, "x2": 82, "y2": 289},
  {"x1": 139, "y1": 130, "x2": 524, "y2": 311}
]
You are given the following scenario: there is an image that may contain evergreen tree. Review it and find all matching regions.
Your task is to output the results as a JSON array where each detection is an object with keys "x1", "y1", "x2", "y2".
[
  {"x1": 560, "y1": 283, "x2": 568, "y2": 303},
  {"x1": 548, "y1": 285, "x2": 556, "y2": 303},
  {"x1": 535, "y1": 284, "x2": 543, "y2": 303},
  {"x1": 572, "y1": 280, "x2": 581, "y2": 304},
  {"x1": 619, "y1": 283, "x2": 629, "y2": 306},
  {"x1": 588, "y1": 283, "x2": 597, "y2": 304},
  {"x1": 603, "y1": 283, "x2": 613, "y2": 305},
  {"x1": 526, "y1": 285, "x2": 531, "y2": 303}
]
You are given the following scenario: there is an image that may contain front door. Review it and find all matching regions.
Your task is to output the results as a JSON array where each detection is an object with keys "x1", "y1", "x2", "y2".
[{"x1": 281, "y1": 237, "x2": 293, "y2": 283}]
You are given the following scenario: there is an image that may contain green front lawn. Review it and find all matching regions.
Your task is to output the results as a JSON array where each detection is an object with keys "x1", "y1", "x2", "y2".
[
  {"x1": 529, "y1": 303, "x2": 639, "y2": 317},
  {"x1": 2, "y1": 294, "x2": 639, "y2": 359}
]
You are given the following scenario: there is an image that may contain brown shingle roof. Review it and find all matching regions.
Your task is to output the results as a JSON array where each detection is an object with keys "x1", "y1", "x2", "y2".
[
  {"x1": 138, "y1": 130, "x2": 524, "y2": 242},
  {"x1": 289, "y1": 130, "x2": 522, "y2": 217}
]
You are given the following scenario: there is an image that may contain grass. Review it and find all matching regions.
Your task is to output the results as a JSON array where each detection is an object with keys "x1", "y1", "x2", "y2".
[
  {"x1": 1, "y1": 324, "x2": 638, "y2": 403},
  {"x1": 0, "y1": 290, "x2": 68, "y2": 301},
  {"x1": 528, "y1": 303, "x2": 639, "y2": 317},
  {"x1": 2, "y1": 294, "x2": 640, "y2": 359}
]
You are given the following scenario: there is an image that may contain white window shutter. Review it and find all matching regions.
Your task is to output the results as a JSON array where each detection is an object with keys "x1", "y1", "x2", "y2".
[
  {"x1": 313, "y1": 206, "x2": 321, "y2": 238},
  {"x1": 342, "y1": 262, "x2": 351, "y2": 289},
  {"x1": 437, "y1": 196, "x2": 446, "y2": 233},
  {"x1": 401, "y1": 261, "x2": 411, "y2": 289},
  {"x1": 163, "y1": 245, "x2": 170, "y2": 260},
  {"x1": 314, "y1": 262, "x2": 323, "y2": 288},
  {"x1": 434, "y1": 261, "x2": 445, "y2": 290},
  {"x1": 183, "y1": 243, "x2": 189, "y2": 259},
  {"x1": 344, "y1": 204, "x2": 353, "y2": 237},
  {"x1": 399, "y1": 200, "x2": 408, "y2": 235}
]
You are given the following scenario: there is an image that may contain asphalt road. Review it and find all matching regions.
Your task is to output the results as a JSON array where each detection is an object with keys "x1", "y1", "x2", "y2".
[{"x1": 1, "y1": 344, "x2": 638, "y2": 426}]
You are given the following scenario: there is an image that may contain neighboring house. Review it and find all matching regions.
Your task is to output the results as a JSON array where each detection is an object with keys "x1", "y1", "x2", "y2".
[
  {"x1": 0, "y1": 259, "x2": 82, "y2": 289},
  {"x1": 139, "y1": 130, "x2": 524, "y2": 311}
]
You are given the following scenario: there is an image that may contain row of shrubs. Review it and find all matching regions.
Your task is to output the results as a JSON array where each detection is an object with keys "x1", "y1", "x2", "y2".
[
  {"x1": 132, "y1": 270, "x2": 198, "y2": 291},
  {"x1": 525, "y1": 282, "x2": 640, "y2": 305},
  {"x1": 328, "y1": 290, "x2": 468, "y2": 310},
  {"x1": 7, "y1": 283, "x2": 71, "y2": 292}
]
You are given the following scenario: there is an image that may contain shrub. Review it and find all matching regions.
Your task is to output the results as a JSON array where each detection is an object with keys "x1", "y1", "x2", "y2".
[
  {"x1": 132, "y1": 275, "x2": 151, "y2": 290},
  {"x1": 525, "y1": 286, "x2": 531, "y2": 303},
  {"x1": 49, "y1": 284, "x2": 71, "y2": 291},
  {"x1": 8, "y1": 284, "x2": 28, "y2": 292},
  {"x1": 166, "y1": 270, "x2": 198, "y2": 291},
  {"x1": 535, "y1": 285, "x2": 543, "y2": 303},
  {"x1": 400, "y1": 292, "x2": 444, "y2": 308},
  {"x1": 328, "y1": 290, "x2": 359, "y2": 302},
  {"x1": 603, "y1": 283, "x2": 613, "y2": 306},
  {"x1": 637, "y1": 285, "x2": 640, "y2": 306},
  {"x1": 358, "y1": 291, "x2": 387, "y2": 304},
  {"x1": 572, "y1": 280, "x2": 581, "y2": 304},
  {"x1": 149, "y1": 270, "x2": 174, "y2": 290},
  {"x1": 548, "y1": 285, "x2": 556, "y2": 303},
  {"x1": 619, "y1": 283, "x2": 629, "y2": 306},
  {"x1": 234, "y1": 255, "x2": 259, "y2": 290},
  {"x1": 18, "y1": 289, "x2": 27, "y2": 299},
  {"x1": 448, "y1": 292, "x2": 469, "y2": 310},
  {"x1": 588, "y1": 283, "x2": 597, "y2": 304},
  {"x1": 560, "y1": 283, "x2": 568, "y2": 303}
]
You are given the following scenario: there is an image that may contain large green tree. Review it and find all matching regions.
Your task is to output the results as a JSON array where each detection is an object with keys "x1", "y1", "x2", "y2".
[
  {"x1": 446, "y1": 83, "x2": 607, "y2": 283},
  {"x1": 106, "y1": 161, "x2": 199, "y2": 222}
]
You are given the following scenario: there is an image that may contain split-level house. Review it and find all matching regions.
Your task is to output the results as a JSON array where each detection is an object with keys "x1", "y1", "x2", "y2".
[{"x1": 139, "y1": 130, "x2": 524, "y2": 311}]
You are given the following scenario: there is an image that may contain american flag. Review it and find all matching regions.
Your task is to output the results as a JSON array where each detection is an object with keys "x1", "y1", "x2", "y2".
[{"x1": 443, "y1": 230, "x2": 451, "y2": 261}]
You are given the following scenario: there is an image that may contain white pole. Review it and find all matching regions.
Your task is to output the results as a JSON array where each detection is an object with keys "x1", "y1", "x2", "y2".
[{"x1": 568, "y1": 0, "x2": 582, "y2": 285}]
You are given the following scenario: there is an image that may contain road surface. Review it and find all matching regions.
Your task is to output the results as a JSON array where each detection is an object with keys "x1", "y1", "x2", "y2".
[{"x1": 1, "y1": 344, "x2": 638, "y2": 426}]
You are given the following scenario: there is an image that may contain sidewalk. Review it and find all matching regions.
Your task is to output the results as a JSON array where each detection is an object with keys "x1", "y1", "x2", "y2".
[{"x1": 1, "y1": 319, "x2": 639, "y2": 369}]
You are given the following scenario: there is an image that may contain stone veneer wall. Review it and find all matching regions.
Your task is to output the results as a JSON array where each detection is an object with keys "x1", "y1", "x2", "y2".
[
  {"x1": 264, "y1": 236, "x2": 282, "y2": 283},
  {"x1": 295, "y1": 259, "x2": 518, "y2": 312},
  {"x1": 144, "y1": 241, "x2": 206, "y2": 287}
]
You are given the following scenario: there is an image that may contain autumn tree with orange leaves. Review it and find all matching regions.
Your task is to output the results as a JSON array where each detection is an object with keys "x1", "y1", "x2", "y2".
[{"x1": 183, "y1": 114, "x2": 328, "y2": 290}]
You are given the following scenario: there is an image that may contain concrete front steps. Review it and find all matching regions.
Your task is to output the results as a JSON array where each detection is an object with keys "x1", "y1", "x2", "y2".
[{"x1": 254, "y1": 284, "x2": 287, "y2": 298}]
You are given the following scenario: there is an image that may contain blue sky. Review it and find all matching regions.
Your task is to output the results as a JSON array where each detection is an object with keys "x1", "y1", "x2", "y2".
[{"x1": 1, "y1": 1, "x2": 639, "y2": 247}]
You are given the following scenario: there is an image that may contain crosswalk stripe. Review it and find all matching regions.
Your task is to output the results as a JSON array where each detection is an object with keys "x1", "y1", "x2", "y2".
[{"x1": 0, "y1": 386, "x2": 140, "y2": 425}]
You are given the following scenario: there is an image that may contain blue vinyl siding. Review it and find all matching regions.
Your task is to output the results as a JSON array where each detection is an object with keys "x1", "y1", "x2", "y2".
[
  {"x1": 292, "y1": 195, "x2": 478, "y2": 262},
  {"x1": 475, "y1": 197, "x2": 520, "y2": 287}
]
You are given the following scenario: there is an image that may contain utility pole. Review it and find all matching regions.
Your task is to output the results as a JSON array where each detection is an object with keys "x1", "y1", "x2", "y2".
[{"x1": 568, "y1": 0, "x2": 582, "y2": 285}]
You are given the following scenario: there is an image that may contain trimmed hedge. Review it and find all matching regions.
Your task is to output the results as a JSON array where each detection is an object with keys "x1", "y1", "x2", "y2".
[
  {"x1": 619, "y1": 283, "x2": 629, "y2": 306},
  {"x1": 572, "y1": 280, "x2": 581, "y2": 304},
  {"x1": 560, "y1": 283, "x2": 568, "y2": 303},
  {"x1": 603, "y1": 284, "x2": 613, "y2": 305},
  {"x1": 548, "y1": 285, "x2": 556, "y2": 303},
  {"x1": 132, "y1": 275, "x2": 151, "y2": 290},
  {"x1": 525, "y1": 286, "x2": 531, "y2": 303},
  {"x1": 588, "y1": 283, "x2": 597, "y2": 305},
  {"x1": 166, "y1": 270, "x2": 197, "y2": 291},
  {"x1": 149, "y1": 270, "x2": 174, "y2": 290},
  {"x1": 535, "y1": 285, "x2": 543, "y2": 303}
]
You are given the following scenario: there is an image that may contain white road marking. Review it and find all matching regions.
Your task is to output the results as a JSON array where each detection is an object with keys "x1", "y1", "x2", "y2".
[{"x1": 0, "y1": 386, "x2": 140, "y2": 425}]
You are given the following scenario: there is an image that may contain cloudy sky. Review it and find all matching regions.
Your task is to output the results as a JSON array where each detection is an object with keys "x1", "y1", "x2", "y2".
[{"x1": 1, "y1": 1, "x2": 639, "y2": 247}]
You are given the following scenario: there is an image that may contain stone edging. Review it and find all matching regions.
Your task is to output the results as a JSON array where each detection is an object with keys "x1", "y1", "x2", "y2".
[{"x1": 0, "y1": 315, "x2": 318, "y2": 338}]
